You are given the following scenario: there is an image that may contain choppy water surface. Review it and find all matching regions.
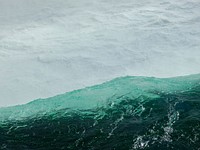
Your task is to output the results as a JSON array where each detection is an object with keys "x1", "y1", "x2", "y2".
[
  {"x1": 0, "y1": 74, "x2": 200, "y2": 149},
  {"x1": 1, "y1": 0, "x2": 200, "y2": 106}
]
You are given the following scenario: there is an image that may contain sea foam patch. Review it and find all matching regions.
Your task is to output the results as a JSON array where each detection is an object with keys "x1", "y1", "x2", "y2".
[{"x1": 0, "y1": 0, "x2": 200, "y2": 106}]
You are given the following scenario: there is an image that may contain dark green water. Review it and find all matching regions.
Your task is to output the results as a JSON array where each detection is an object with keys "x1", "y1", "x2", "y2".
[{"x1": 0, "y1": 75, "x2": 200, "y2": 150}]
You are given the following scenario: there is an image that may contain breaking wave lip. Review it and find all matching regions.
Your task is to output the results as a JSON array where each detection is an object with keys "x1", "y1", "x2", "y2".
[{"x1": 0, "y1": 74, "x2": 200, "y2": 149}]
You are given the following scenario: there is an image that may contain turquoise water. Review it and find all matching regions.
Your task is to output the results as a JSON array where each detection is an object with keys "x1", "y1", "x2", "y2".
[{"x1": 0, "y1": 74, "x2": 200, "y2": 149}]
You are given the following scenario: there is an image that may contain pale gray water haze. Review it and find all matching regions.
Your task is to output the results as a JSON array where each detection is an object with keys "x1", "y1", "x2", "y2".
[{"x1": 0, "y1": 0, "x2": 200, "y2": 106}]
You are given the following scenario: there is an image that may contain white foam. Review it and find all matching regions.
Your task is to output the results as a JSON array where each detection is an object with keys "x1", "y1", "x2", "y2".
[{"x1": 0, "y1": 0, "x2": 200, "y2": 106}]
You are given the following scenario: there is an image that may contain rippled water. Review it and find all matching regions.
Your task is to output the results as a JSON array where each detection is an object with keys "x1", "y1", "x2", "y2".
[
  {"x1": 0, "y1": 74, "x2": 199, "y2": 149},
  {"x1": 1, "y1": 0, "x2": 200, "y2": 106}
]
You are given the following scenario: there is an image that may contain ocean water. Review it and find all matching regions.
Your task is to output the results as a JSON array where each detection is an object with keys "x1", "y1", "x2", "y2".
[
  {"x1": 1, "y1": 0, "x2": 200, "y2": 106},
  {"x1": 0, "y1": 0, "x2": 200, "y2": 149},
  {"x1": 0, "y1": 74, "x2": 200, "y2": 149}
]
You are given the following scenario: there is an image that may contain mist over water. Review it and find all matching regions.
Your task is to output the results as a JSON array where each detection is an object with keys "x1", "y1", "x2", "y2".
[{"x1": 0, "y1": 0, "x2": 200, "y2": 106}]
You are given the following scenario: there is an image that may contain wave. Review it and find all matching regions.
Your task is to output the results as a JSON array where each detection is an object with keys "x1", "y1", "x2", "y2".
[{"x1": 0, "y1": 74, "x2": 200, "y2": 149}]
